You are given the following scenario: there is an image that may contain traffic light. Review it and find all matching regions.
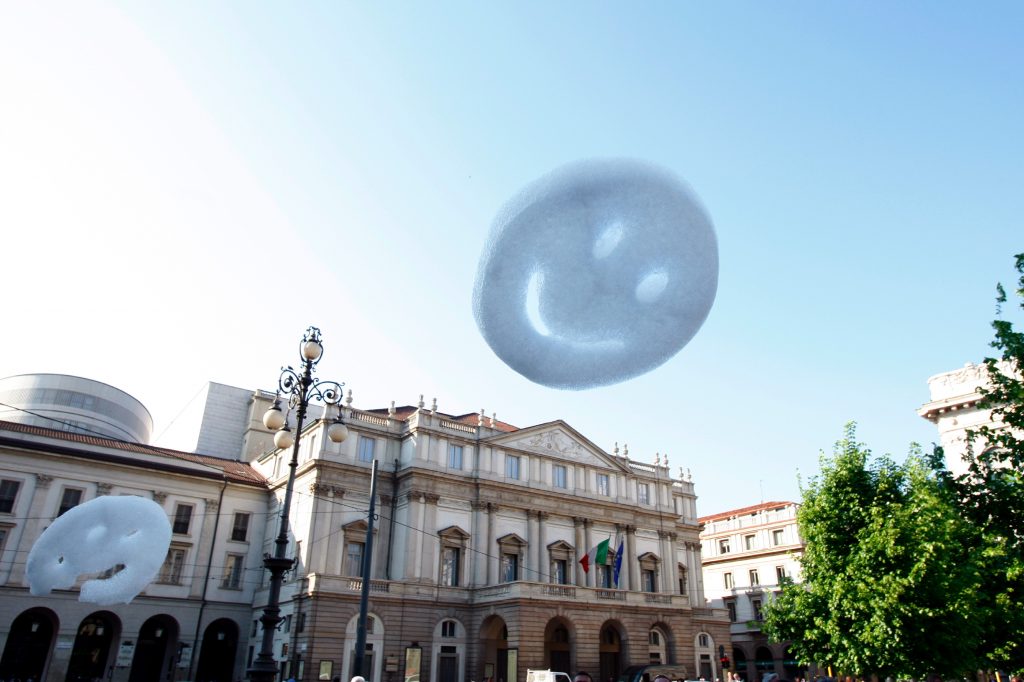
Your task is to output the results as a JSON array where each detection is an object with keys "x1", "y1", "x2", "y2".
[{"x1": 720, "y1": 656, "x2": 731, "y2": 670}]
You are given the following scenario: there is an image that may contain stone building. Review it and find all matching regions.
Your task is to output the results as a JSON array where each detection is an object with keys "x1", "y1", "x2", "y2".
[
  {"x1": 0, "y1": 374, "x2": 729, "y2": 682},
  {"x1": 0, "y1": 376, "x2": 268, "y2": 682},
  {"x1": 917, "y1": 360, "x2": 1018, "y2": 476},
  {"x1": 699, "y1": 502, "x2": 805, "y2": 681},
  {"x1": 247, "y1": 390, "x2": 728, "y2": 682}
]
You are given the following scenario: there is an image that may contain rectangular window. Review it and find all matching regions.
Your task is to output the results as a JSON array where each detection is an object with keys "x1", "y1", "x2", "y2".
[
  {"x1": 506, "y1": 455, "x2": 520, "y2": 480},
  {"x1": 749, "y1": 568, "x2": 760, "y2": 586},
  {"x1": 172, "y1": 503, "x2": 193, "y2": 535},
  {"x1": 159, "y1": 547, "x2": 186, "y2": 584},
  {"x1": 638, "y1": 483, "x2": 650, "y2": 504},
  {"x1": 598, "y1": 564, "x2": 612, "y2": 588},
  {"x1": 357, "y1": 436, "x2": 375, "y2": 463},
  {"x1": 724, "y1": 572, "x2": 734, "y2": 589},
  {"x1": 297, "y1": 613, "x2": 306, "y2": 633},
  {"x1": 447, "y1": 444, "x2": 463, "y2": 470},
  {"x1": 441, "y1": 547, "x2": 460, "y2": 587},
  {"x1": 597, "y1": 474, "x2": 610, "y2": 497},
  {"x1": 0, "y1": 480, "x2": 21, "y2": 513},
  {"x1": 719, "y1": 538, "x2": 730, "y2": 554},
  {"x1": 441, "y1": 621, "x2": 456, "y2": 638},
  {"x1": 752, "y1": 598, "x2": 764, "y2": 621},
  {"x1": 553, "y1": 559, "x2": 568, "y2": 585},
  {"x1": 0, "y1": 528, "x2": 7, "y2": 555},
  {"x1": 58, "y1": 488, "x2": 83, "y2": 516},
  {"x1": 501, "y1": 553, "x2": 518, "y2": 582},
  {"x1": 744, "y1": 534, "x2": 755, "y2": 550},
  {"x1": 642, "y1": 569, "x2": 656, "y2": 592},
  {"x1": 222, "y1": 554, "x2": 244, "y2": 589},
  {"x1": 726, "y1": 599, "x2": 737, "y2": 622},
  {"x1": 553, "y1": 465, "x2": 567, "y2": 489},
  {"x1": 772, "y1": 529, "x2": 784, "y2": 546},
  {"x1": 776, "y1": 565, "x2": 787, "y2": 583},
  {"x1": 283, "y1": 615, "x2": 292, "y2": 633},
  {"x1": 231, "y1": 512, "x2": 251, "y2": 542},
  {"x1": 345, "y1": 541, "x2": 364, "y2": 577}
]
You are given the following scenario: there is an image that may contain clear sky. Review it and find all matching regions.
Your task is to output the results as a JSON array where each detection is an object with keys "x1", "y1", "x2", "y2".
[{"x1": 1, "y1": 2, "x2": 1021, "y2": 516}]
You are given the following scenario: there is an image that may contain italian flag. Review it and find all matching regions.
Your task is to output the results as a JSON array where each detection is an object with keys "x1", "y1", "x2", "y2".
[{"x1": 579, "y1": 538, "x2": 610, "y2": 573}]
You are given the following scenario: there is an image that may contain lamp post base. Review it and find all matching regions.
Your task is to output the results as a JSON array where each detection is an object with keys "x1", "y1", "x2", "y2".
[{"x1": 248, "y1": 554, "x2": 297, "y2": 682}]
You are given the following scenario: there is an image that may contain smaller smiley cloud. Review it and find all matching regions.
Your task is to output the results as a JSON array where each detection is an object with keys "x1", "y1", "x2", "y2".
[
  {"x1": 473, "y1": 158, "x2": 718, "y2": 389},
  {"x1": 26, "y1": 495, "x2": 172, "y2": 605}
]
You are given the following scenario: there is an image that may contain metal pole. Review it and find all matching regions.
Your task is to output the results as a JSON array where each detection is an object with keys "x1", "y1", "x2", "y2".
[
  {"x1": 250, "y1": 357, "x2": 312, "y2": 682},
  {"x1": 250, "y1": 327, "x2": 345, "y2": 682},
  {"x1": 354, "y1": 459, "x2": 379, "y2": 678}
]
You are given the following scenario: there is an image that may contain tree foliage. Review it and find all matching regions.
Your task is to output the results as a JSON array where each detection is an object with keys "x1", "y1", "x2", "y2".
[
  {"x1": 763, "y1": 424, "x2": 987, "y2": 679},
  {"x1": 946, "y1": 252, "x2": 1024, "y2": 671}
]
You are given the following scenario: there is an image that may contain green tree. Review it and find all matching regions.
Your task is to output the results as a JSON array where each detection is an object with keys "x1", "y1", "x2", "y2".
[
  {"x1": 763, "y1": 424, "x2": 987, "y2": 679},
  {"x1": 946, "y1": 252, "x2": 1024, "y2": 672}
]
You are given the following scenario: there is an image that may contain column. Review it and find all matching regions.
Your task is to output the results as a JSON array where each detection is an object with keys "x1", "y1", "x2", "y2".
[
  {"x1": 419, "y1": 493, "x2": 440, "y2": 583},
  {"x1": 573, "y1": 517, "x2": 586, "y2": 587},
  {"x1": 486, "y1": 503, "x2": 498, "y2": 585},
  {"x1": 626, "y1": 525, "x2": 638, "y2": 592},
  {"x1": 526, "y1": 510, "x2": 539, "y2": 581},
  {"x1": 471, "y1": 501, "x2": 486, "y2": 586},
  {"x1": 377, "y1": 492, "x2": 392, "y2": 580},
  {"x1": 687, "y1": 541, "x2": 703, "y2": 604},
  {"x1": 538, "y1": 512, "x2": 548, "y2": 582},
  {"x1": 657, "y1": 531, "x2": 675, "y2": 593},
  {"x1": 405, "y1": 491, "x2": 425, "y2": 580},
  {"x1": 583, "y1": 518, "x2": 593, "y2": 587}
]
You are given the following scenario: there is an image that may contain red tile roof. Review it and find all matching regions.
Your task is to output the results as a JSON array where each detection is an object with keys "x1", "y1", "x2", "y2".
[
  {"x1": 698, "y1": 500, "x2": 796, "y2": 524},
  {"x1": 0, "y1": 420, "x2": 267, "y2": 487}
]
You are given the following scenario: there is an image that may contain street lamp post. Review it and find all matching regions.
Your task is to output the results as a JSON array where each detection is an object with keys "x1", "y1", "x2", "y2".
[{"x1": 249, "y1": 326, "x2": 349, "y2": 682}]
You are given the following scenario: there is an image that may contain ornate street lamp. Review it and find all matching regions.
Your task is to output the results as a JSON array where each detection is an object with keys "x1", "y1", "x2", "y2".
[{"x1": 249, "y1": 326, "x2": 349, "y2": 682}]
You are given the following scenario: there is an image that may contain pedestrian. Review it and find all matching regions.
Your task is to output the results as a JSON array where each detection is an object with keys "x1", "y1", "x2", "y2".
[{"x1": 574, "y1": 671, "x2": 594, "y2": 682}]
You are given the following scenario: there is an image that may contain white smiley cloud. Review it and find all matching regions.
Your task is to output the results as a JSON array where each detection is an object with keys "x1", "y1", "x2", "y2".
[
  {"x1": 473, "y1": 158, "x2": 718, "y2": 389},
  {"x1": 27, "y1": 495, "x2": 172, "y2": 605}
]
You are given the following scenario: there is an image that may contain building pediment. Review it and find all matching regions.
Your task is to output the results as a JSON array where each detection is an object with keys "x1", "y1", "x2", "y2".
[{"x1": 486, "y1": 421, "x2": 628, "y2": 471}]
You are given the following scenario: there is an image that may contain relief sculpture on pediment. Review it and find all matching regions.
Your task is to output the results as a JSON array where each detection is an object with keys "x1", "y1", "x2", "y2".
[{"x1": 517, "y1": 430, "x2": 588, "y2": 459}]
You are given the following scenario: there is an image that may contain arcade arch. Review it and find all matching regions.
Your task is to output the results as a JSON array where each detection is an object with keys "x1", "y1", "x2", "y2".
[{"x1": 0, "y1": 607, "x2": 58, "y2": 681}]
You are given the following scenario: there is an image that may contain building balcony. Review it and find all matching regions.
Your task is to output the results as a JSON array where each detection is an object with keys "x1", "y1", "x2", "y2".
[{"x1": 303, "y1": 574, "x2": 692, "y2": 608}]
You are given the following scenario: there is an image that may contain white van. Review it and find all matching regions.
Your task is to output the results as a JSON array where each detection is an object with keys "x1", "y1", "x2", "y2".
[{"x1": 527, "y1": 669, "x2": 574, "y2": 682}]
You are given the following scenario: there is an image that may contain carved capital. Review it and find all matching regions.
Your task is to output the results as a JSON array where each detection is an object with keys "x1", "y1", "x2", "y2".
[
  {"x1": 537, "y1": 511, "x2": 548, "y2": 521},
  {"x1": 424, "y1": 493, "x2": 440, "y2": 505},
  {"x1": 205, "y1": 498, "x2": 220, "y2": 513},
  {"x1": 625, "y1": 524, "x2": 637, "y2": 534},
  {"x1": 471, "y1": 501, "x2": 488, "y2": 512},
  {"x1": 152, "y1": 491, "x2": 167, "y2": 504},
  {"x1": 96, "y1": 482, "x2": 112, "y2": 496},
  {"x1": 378, "y1": 493, "x2": 392, "y2": 506},
  {"x1": 310, "y1": 483, "x2": 333, "y2": 496},
  {"x1": 35, "y1": 474, "x2": 53, "y2": 489},
  {"x1": 573, "y1": 516, "x2": 587, "y2": 527},
  {"x1": 487, "y1": 502, "x2": 499, "y2": 514}
]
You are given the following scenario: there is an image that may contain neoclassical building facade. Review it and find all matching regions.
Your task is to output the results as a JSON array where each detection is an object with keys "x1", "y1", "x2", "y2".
[
  {"x1": 246, "y1": 391, "x2": 728, "y2": 682},
  {"x1": 0, "y1": 375, "x2": 728, "y2": 682},
  {"x1": 917, "y1": 360, "x2": 1016, "y2": 476},
  {"x1": 699, "y1": 502, "x2": 806, "y2": 681}
]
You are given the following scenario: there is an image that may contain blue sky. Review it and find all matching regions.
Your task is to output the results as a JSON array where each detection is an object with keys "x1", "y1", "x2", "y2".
[{"x1": 1, "y1": 2, "x2": 1020, "y2": 514}]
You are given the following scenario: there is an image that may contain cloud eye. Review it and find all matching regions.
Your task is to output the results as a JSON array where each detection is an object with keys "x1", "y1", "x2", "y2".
[
  {"x1": 635, "y1": 269, "x2": 669, "y2": 303},
  {"x1": 593, "y1": 222, "x2": 624, "y2": 259}
]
